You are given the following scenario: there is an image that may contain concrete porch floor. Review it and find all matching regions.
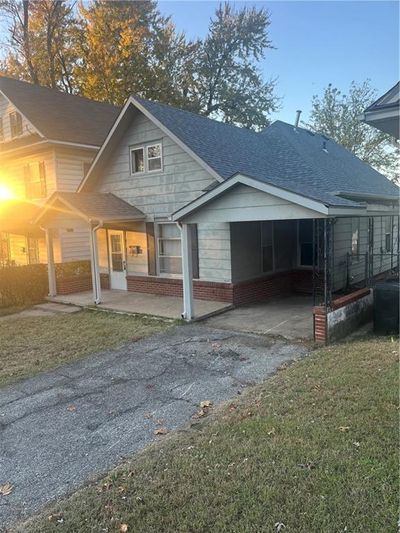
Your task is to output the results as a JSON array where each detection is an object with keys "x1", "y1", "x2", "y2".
[
  {"x1": 49, "y1": 289, "x2": 232, "y2": 320},
  {"x1": 204, "y1": 295, "x2": 314, "y2": 340}
]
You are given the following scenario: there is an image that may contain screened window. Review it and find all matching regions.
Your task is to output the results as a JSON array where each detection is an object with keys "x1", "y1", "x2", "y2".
[
  {"x1": 147, "y1": 143, "x2": 162, "y2": 171},
  {"x1": 351, "y1": 218, "x2": 360, "y2": 256},
  {"x1": 261, "y1": 221, "x2": 274, "y2": 272},
  {"x1": 157, "y1": 223, "x2": 182, "y2": 275},
  {"x1": 110, "y1": 234, "x2": 124, "y2": 271},
  {"x1": 131, "y1": 147, "x2": 145, "y2": 174},
  {"x1": 384, "y1": 216, "x2": 392, "y2": 252},
  {"x1": 10, "y1": 111, "x2": 23, "y2": 137},
  {"x1": 298, "y1": 219, "x2": 314, "y2": 266},
  {"x1": 24, "y1": 162, "x2": 47, "y2": 199}
]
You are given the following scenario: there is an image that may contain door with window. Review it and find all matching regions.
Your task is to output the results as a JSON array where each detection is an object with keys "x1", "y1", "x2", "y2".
[{"x1": 108, "y1": 230, "x2": 127, "y2": 290}]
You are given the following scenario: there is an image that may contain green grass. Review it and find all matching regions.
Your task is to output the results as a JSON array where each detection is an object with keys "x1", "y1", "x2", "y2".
[
  {"x1": 0, "y1": 310, "x2": 174, "y2": 388},
  {"x1": 21, "y1": 336, "x2": 398, "y2": 533}
]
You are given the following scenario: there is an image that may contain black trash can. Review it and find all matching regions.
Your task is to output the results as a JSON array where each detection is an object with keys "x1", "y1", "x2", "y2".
[{"x1": 373, "y1": 279, "x2": 400, "y2": 335}]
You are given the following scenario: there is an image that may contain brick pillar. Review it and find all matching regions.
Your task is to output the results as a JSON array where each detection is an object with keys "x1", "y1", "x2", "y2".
[{"x1": 313, "y1": 305, "x2": 327, "y2": 343}]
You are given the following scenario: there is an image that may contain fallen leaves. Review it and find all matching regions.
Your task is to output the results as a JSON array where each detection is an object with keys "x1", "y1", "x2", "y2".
[
  {"x1": 48, "y1": 512, "x2": 63, "y2": 523},
  {"x1": 66, "y1": 405, "x2": 76, "y2": 412},
  {"x1": 338, "y1": 426, "x2": 350, "y2": 432},
  {"x1": 120, "y1": 524, "x2": 129, "y2": 532},
  {"x1": 0, "y1": 482, "x2": 14, "y2": 496},
  {"x1": 193, "y1": 400, "x2": 213, "y2": 418},
  {"x1": 154, "y1": 427, "x2": 168, "y2": 436}
]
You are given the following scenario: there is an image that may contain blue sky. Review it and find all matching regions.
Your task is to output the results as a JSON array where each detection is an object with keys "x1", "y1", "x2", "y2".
[{"x1": 159, "y1": 1, "x2": 399, "y2": 124}]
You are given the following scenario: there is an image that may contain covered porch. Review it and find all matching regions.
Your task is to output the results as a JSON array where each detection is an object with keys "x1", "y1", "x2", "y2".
[{"x1": 48, "y1": 288, "x2": 231, "y2": 321}]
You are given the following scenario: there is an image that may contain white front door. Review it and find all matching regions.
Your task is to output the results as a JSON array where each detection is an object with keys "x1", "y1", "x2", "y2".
[{"x1": 108, "y1": 230, "x2": 127, "y2": 290}]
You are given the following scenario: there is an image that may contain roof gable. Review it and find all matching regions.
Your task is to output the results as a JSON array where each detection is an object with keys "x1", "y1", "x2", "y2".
[
  {"x1": 80, "y1": 93, "x2": 399, "y2": 206},
  {"x1": 0, "y1": 76, "x2": 120, "y2": 147}
]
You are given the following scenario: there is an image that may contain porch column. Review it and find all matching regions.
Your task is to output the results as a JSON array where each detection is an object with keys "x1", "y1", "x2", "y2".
[
  {"x1": 89, "y1": 222, "x2": 102, "y2": 305},
  {"x1": 181, "y1": 223, "x2": 194, "y2": 321},
  {"x1": 45, "y1": 228, "x2": 57, "y2": 297}
]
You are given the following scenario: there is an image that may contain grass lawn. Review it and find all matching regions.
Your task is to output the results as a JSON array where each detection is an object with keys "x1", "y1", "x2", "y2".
[
  {"x1": 0, "y1": 310, "x2": 174, "y2": 389},
  {"x1": 21, "y1": 336, "x2": 398, "y2": 533}
]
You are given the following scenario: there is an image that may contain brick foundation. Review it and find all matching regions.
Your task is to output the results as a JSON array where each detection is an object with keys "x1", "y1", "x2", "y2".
[
  {"x1": 126, "y1": 275, "x2": 234, "y2": 302},
  {"x1": 56, "y1": 274, "x2": 92, "y2": 295},
  {"x1": 126, "y1": 269, "x2": 312, "y2": 305},
  {"x1": 313, "y1": 288, "x2": 372, "y2": 343}
]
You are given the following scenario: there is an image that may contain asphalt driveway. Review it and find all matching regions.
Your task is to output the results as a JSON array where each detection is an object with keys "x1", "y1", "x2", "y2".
[{"x1": 0, "y1": 324, "x2": 308, "y2": 528}]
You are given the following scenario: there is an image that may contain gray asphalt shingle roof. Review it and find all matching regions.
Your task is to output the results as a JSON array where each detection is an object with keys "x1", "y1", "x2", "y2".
[
  {"x1": 135, "y1": 96, "x2": 399, "y2": 207},
  {"x1": 0, "y1": 76, "x2": 120, "y2": 147},
  {"x1": 54, "y1": 192, "x2": 145, "y2": 221}
]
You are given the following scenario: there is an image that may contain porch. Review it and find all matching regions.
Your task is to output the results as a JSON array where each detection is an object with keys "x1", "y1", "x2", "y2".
[{"x1": 49, "y1": 289, "x2": 232, "y2": 321}]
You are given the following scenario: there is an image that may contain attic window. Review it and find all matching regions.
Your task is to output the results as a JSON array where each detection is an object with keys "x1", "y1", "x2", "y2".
[
  {"x1": 130, "y1": 141, "x2": 163, "y2": 175},
  {"x1": 131, "y1": 147, "x2": 145, "y2": 174},
  {"x1": 10, "y1": 111, "x2": 23, "y2": 137}
]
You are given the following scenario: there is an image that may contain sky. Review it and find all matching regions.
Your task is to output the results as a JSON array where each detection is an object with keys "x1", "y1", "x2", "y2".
[{"x1": 158, "y1": 0, "x2": 399, "y2": 124}]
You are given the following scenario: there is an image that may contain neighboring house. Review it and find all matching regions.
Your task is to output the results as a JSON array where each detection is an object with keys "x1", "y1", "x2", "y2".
[
  {"x1": 361, "y1": 82, "x2": 400, "y2": 139},
  {"x1": 0, "y1": 76, "x2": 119, "y2": 266},
  {"x1": 36, "y1": 94, "x2": 399, "y2": 333}
]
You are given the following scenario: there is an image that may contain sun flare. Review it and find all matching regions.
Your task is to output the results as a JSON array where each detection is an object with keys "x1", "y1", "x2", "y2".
[{"x1": 0, "y1": 184, "x2": 14, "y2": 201}]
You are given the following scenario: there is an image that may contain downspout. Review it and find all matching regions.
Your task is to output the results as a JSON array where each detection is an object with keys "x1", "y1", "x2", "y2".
[{"x1": 89, "y1": 220, "x2": 103, "y2": 305}]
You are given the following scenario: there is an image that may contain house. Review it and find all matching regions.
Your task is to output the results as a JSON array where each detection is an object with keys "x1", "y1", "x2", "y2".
[
  {"x1": 0, "y1": 76, "x2": 119, "y2": 266},
  {"x1": 35, "y1": 95, "x2": 399, "y2": 341},
  {"x1": 361, "y1": 82, "x2": 399, "y2": 139}
]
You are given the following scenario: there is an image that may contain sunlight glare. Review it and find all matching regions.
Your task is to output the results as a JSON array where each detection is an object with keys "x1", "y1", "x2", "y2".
[{"x1": 0, "y1": 184, "x2": 14, "y2": 201}]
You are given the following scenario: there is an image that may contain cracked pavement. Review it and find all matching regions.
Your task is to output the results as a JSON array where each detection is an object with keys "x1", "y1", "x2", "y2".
[{"x1": 0, "y1": 324, "x2": 308, "y2": 528}]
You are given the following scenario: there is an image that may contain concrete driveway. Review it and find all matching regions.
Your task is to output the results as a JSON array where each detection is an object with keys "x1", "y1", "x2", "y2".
[{"x1": 0, "y1": 324, "x2": 308, "y2": 528}]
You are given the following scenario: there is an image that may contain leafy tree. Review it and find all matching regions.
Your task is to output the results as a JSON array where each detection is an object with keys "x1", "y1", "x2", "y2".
[
  {"x1": 188, "y1": 3, "x2": 278, "y2": 129},
  {"x1": 306, "y1": 81, "x2": 399, "y2": 181},
  {"x1": 0, "y1": 0, "x2": 77, "y2": 91},
  {"x1": 0, "y1": 1, "x2": 278, "y2": 129}
]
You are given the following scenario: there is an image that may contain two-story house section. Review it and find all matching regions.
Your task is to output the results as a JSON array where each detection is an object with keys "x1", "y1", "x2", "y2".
[{"x1": 0, "y1": 76, "x2": 119, "y2": 266}]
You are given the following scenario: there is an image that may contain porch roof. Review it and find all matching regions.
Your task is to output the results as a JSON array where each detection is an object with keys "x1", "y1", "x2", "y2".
[
  {"x1": 0, "y1": 200, "x2": 43, "y2": 236},
  {"x1": 35, "y1": 192, "x2": 145, "y2": 226}
]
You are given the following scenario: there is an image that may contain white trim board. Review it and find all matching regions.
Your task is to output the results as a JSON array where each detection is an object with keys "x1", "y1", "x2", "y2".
[{"x1": 171, "y1": 174, "x2": 370, "y2": 223}]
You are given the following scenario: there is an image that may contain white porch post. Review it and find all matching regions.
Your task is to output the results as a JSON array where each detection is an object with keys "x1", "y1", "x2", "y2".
[
  {"x1": 45, "y1": 228, "x2": 57, "y2": 297},
  {"x1": 181, "y1": 223, "x2": 194, "y2": 321},
  {"x1": 89, "y1": 222, "x2": 102, "y2": 305}
]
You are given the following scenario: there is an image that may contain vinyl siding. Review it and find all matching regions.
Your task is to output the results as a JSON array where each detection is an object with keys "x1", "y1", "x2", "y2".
[
  {"x1": 50, "y1": 212, "x2": 90, "y2": 263},
  {"x1": 98, "y1": 112, "x2": 215, "y2": 216},
  {"x1": 181, "y1": 184, "x2": 325, "y2": 224},
  {"x1": 1, "y1": 150, "x2": 57, "y2": 201},
  {"x1": 54, "y1": 148, "x2": 94, "y2": 192}
]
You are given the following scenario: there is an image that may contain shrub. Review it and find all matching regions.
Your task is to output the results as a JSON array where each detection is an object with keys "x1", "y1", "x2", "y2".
[
  {"x1": 0, "y1": 264, "x2": 48, "y2": 308},
  {"x1": 55, "y1": 260, "x2": 91, "y2": 279}
]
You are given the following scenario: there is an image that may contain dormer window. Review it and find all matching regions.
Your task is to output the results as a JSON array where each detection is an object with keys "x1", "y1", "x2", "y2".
[
  {"x1": 10, "y1": 111, "x2": 23, "y2": 137},
  {"x1": 130, "y1": 141, "x2": 162, "y2": 174}
]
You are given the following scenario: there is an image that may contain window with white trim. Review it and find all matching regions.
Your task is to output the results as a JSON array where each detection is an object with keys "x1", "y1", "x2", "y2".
[
  {"x1": 384, "y1": 216, "x2": 392, "y2": 252},
  {"x1": 351, "y1": 218, "x2": 360, "y2": 256},
  {"x1": 130, "y1": 142, "x2": 162, "y2": 174},
  {"x1": 157, "y1": 223, "x2": 182, "y2": 275},
  {"x1": 131, "y1": 147, "x2": 145, "y2": 174},
  {"x1": 147, "y1": 143, "x2": 162, "y2": 171}
]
